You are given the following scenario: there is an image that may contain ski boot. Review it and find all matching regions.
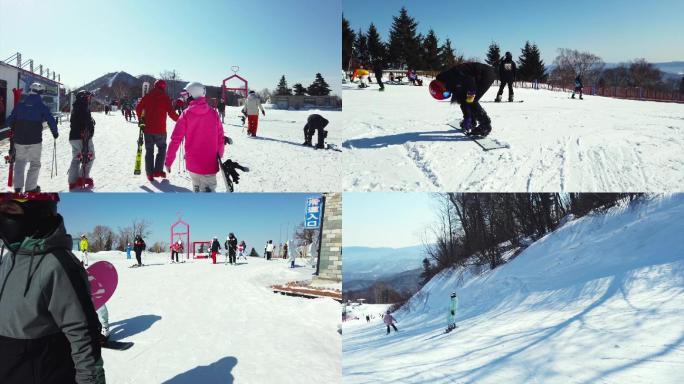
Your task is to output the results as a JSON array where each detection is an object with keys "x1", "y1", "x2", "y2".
[
  {"x1": 494, "y1": 95, "x2": 502, "y2": 102},
  {"x1": 154, "y1": 171, "x2": 167, "y2": 179},
  {"x1": 303, "y1": 132, "x2": 313, "y2": 147},
  {"x1": 82, "y1": 178, "x2": 94, "y2": 189},
  {"x1": 26, "y1": 186, "x2": 41, "y2": 193},
  {"x1": 315, "y1": 129, "x2": 328, "y2": 149},
  {"x1": 146, "y1": 174, "x2": 153, "y2": 182},
  {"x1": 508, "y1": 94, "x2": 514, "y2": 102},
  {"x1": 14, "y1": 188, "x2": 22, "y2": 193}
]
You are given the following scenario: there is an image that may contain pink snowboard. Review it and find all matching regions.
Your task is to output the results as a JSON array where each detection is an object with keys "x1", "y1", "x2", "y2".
[{"x1": 86, "y1": 261, "x2": 118, "y2": 310}]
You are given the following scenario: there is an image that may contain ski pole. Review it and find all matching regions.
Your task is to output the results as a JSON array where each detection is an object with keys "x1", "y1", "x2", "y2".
[{"x1": 50, "y1": 139, "x2": 57, "y2": 178}]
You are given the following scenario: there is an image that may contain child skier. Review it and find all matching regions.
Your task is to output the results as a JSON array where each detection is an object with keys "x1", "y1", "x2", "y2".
[
  {"x1": 80, "y1": 234, "x2": 89, "y2": 266},
  {"x1": 5, "y1": 82, "x2": 59, "y2": 192},
  {"x1": 446, "y1": 292, "x2": 459, "y2": 333},
  {"x1": 572, "y1": 75, "x2": 584, "y2": 100},
  {"x1": 165, "y1": 82, "x2": 225, "y2": 193},
  {"x1": 384, "y1": 309, "x2": 398, "y2": 335},
  {"x1": 210, "y1": 236, "x2": 221, "y2": 264},
  {"x1": 244, "y1": 90, "x2": 265, "y2": 137},
  {"x1": 68, "y1": 90, "x2": 96, "y2": 190},
  {"x1": 430, "y1": 62, "x2": 496, "y2": 137}
]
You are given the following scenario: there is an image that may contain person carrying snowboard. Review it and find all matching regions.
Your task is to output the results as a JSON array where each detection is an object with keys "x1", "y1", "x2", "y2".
[
  {"x1": 383, "y1": 309, "x2": 398, "y2": 335},
  {"x1": 572, "y1": 74, "x2": 584, "y2": 100},
  {"x1": 495, "y1": 51, "x2": 517, "y2": 102},
  {"x1": 225, "y1": 233, "x2": 237, "y2": 265},
  {"x1": 80, "y1": 234, "x2": 89, "y2": 266},
  {"x1": 210, "y1": 236, "x2": 221, "y2": 264},
  {"x1": 0, "y1": 193, "x2": 106, "y2": 384},
  {"x1": 430, "y1": 62, "x2": 496, "y2": 137},
  {"x1": 68, "y1": 90, "x2": 96, "y2": 190},
  {"x1": 5, "y1": 82, "x2": 59, "y2": 193},
  {"x1": 244, "y1": 90, "x2": 265, "y2": 137},
  {"x1": 135, "y1": 79, "x2": 179, "y2": 182},
  {"x1": 133, "y1": 235, "x2": 146, "y2": 267},
  {"x1": 165, "y1": 82, "x2": 225, "y2": 193},
  {"x1": 446, "y1": 292, "x2": 459, "y2": 333},
  {"x1": 303, "y1": 114, "x2": 329, "y2": 149}
]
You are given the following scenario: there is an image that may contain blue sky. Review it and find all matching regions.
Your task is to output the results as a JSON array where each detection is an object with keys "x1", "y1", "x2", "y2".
[
  {"x1": 0, "y1": 0, "x2": 341, "y2": 94},
  {"x1": 343, "y1": 193, "x2": 436, "y2": 248},
  {"x1": 344, "y1": 0, "x2": 684, "y2": 64},
  {"x1": 60, "y1": 193, "x2": 320, "y2": 252}
]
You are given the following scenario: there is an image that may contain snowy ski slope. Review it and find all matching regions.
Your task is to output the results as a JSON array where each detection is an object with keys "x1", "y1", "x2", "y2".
[
  {"x1": 82, "y1": 252, "x2": 340, "y2": 383},
  {"x1": 342, "y1": 81, "x2": 684, "y2": 192},
  {"x1": 343, "y1": 195, "x2": 684, "y2": 383}
]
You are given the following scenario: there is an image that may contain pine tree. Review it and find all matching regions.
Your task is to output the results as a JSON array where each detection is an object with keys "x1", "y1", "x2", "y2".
[
  {"x1": 342, "y1": 15, "x2": 356, "y2": 70},
  {"x1": 438, "y1": 38, "x2": 458, "y2": 69},
  {"x1": 485, "y1": 42, "x2": 501, "y2": 70},
  {"x1": 307, "y1": 73, "x2": 332, "y2": 96},
  {"x1": 421, "y1": 29, "x2": 440, "y2": 71},
  {"x1": 387, "y1": 7, "x2": 422, "y2": 69},
  {"x1": 275, "y1": 75, "x2": 292, "y2": 96},
  {"x1": 354, "y1": 29, "x2": 370, "y2": 66},
  {"x1": 366, "y1": 23, "x2": 386, "y2": 68},
  {"x1": 293, "y1": 83, "x2": 307, "y2": 96},
  {"x1": 517, "y1": 41, "x2": 547, "y2": 82}
]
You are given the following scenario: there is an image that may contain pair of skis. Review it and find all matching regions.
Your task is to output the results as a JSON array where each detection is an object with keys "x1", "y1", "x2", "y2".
[{"x1": 133, "y1": 116, "x2": 144, "y2": 175}]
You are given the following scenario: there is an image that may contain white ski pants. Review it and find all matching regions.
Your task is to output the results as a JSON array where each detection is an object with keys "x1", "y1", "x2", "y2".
[
  {"x1": 69, "y1": 139, "x2": 95, "y2": 183},
  {"x1": 189, "y1": 172, "x2": 217, "y2": 192},
  {"x1": 13, "y1": 143, "x2": 42, "y2": 191}
]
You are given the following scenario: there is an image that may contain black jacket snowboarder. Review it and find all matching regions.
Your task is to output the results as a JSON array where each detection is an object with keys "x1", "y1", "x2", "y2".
[
  {"x1": 572, "y1": 75, "x2": 584, "y2": 99},
  {"x1": 496, "y1": 52, "x2": 516, "y2": 102},
  {"x1": 211, "y1": 238, "x2": 221, "y2": 253},
  {"x1": 435, "y1": 62, "x2": 496, "y2": 136},
  {"x1": 303, "y1": 114, "x2": 329, "y2": 149},
  {"x1": 133, "y1": 235, "x2": 146, "y2": 266}
]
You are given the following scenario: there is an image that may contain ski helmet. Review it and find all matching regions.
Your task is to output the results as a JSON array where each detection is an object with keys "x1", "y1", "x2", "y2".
[
  {"x1": 0, "y1": 193, "x2": 60, "y2": 246},
  {"x1": 29, "y1": 82, "x2": 46, "y2": 95},
  {"x1": 154, "y1": 79, "x2": 167, "y2": 90},
  {"x1": 429, "y1": 80, "x2": 450, "y2": 100},
  {"x1": 505, "y1": 51, "x2": 512, "y2": 60},
  {"x1": 183, "y1": 82, "x2": 206, "y2": 99}
]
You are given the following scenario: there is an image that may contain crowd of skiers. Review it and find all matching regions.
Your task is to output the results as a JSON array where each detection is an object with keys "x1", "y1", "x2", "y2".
[{"x1": 5, "y1": 78, "x2": 336, "y2": 193}]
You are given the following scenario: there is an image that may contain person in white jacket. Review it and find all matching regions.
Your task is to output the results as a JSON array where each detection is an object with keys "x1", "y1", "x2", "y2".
[
  {"x1": 243, "y1": 90, "x2": 265, "y2": 137},
  {"x1": 265, "y1": 240, "x2": 275, "y2": 260}
]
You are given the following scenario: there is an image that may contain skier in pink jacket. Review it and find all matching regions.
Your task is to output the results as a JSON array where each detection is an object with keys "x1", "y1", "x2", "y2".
[
  {"x1": 165, "y1": 82, "x2": 225, "y2": 192},
  {"x1": 383, "y1": 309, "x2": 398, "y2": 335}
]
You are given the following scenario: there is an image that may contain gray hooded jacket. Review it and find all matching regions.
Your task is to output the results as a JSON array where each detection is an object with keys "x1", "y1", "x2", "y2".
[{"x1": 0, "y1": 217, "x2": 105, "y2": 384}]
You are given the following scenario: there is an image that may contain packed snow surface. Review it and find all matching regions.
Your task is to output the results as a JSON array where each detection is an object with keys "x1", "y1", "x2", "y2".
[
  {"x1": 0, "y1": 107, "x2": 341, "y2": 192},
  {"x1": 342, "y1": 82, "x2": 684, "y2": 191},
  {"x1": 343, "y1": 195, "x2": 684, "y2": 383},
  {"x1": 83, "y1": 252, "x2": 340, "y2": 383}
]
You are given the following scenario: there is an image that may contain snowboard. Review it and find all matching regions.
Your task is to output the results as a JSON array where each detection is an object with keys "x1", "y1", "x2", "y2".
[
  {"x1": 86, "y1": 261, "x2": 118, "y2": 311},
  {"x1": 447, "y1": 122, "x2": 510, "y2": 151},
  {"x1": 4, "y1": 128, "x2": 15, "y2": 188},
  {"x1": 312, "y1": 143, "x2": 342, "y2": 152},
  {"x1": 102, "y1": 340, "x2": 134, "y2": 351},
  {"x1": 133, "y1": 117, "x2": 144, "y2": 175}
]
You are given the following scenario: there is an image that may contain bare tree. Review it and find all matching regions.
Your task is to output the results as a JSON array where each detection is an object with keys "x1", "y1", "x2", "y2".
[
  {"x1": 89, "y1": 225, "x2": 115, "y2": 252},
  {"x1": 116, "y1": 226, "x2": 134, "y2": 251},
  {"x1": 159, "y1": 69, "x2": 182, "y2": 97},
  {"x1": 132, "y1": 219, "x2": 152, "y2": 239},
  {"x1": 552, "y1": 48, "x2": 604, "y2": 85},
  {"x1": 628, "y1": 59, "x2": 663, "y2": 88},
  {"x1": 293, "y1": 221, "x2": 319, "y2": 247}
]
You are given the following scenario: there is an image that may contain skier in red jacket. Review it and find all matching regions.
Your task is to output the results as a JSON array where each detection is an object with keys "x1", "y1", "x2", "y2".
[{"x1": 135, "y1": 80, "x2": 179, "y2": 181}]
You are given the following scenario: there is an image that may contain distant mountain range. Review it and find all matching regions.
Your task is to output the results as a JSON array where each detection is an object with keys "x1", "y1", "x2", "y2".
[
  {"x1": 74, "y1": 71, "x2": 226, "y2": 101},
  {"x1": 545, "y1": 61, "x2": 684, "y2": 76},
  {"x1": 344, "y1": 245, "x2": 427, "y2": 300}
]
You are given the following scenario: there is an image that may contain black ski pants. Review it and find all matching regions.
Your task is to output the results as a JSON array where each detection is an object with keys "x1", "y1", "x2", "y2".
[
  {"x1": 229, "y1": 250, "x2": 236, "y2": 264},
  {"x1": 386, "y1": 324, "x2": 398, "y2": 334},
  {"x1": 497, "y1": 80, "x2": 514, "y2": 98},
  {"x1": 135, "y1": 250, "x2": 142, "y2": 266},
  {"x1": 144, "y1": 133, "x2": 167, "y2": 176},
  {"x1": 171, "y1": 251, "x2": 179, "y2": 262}
]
